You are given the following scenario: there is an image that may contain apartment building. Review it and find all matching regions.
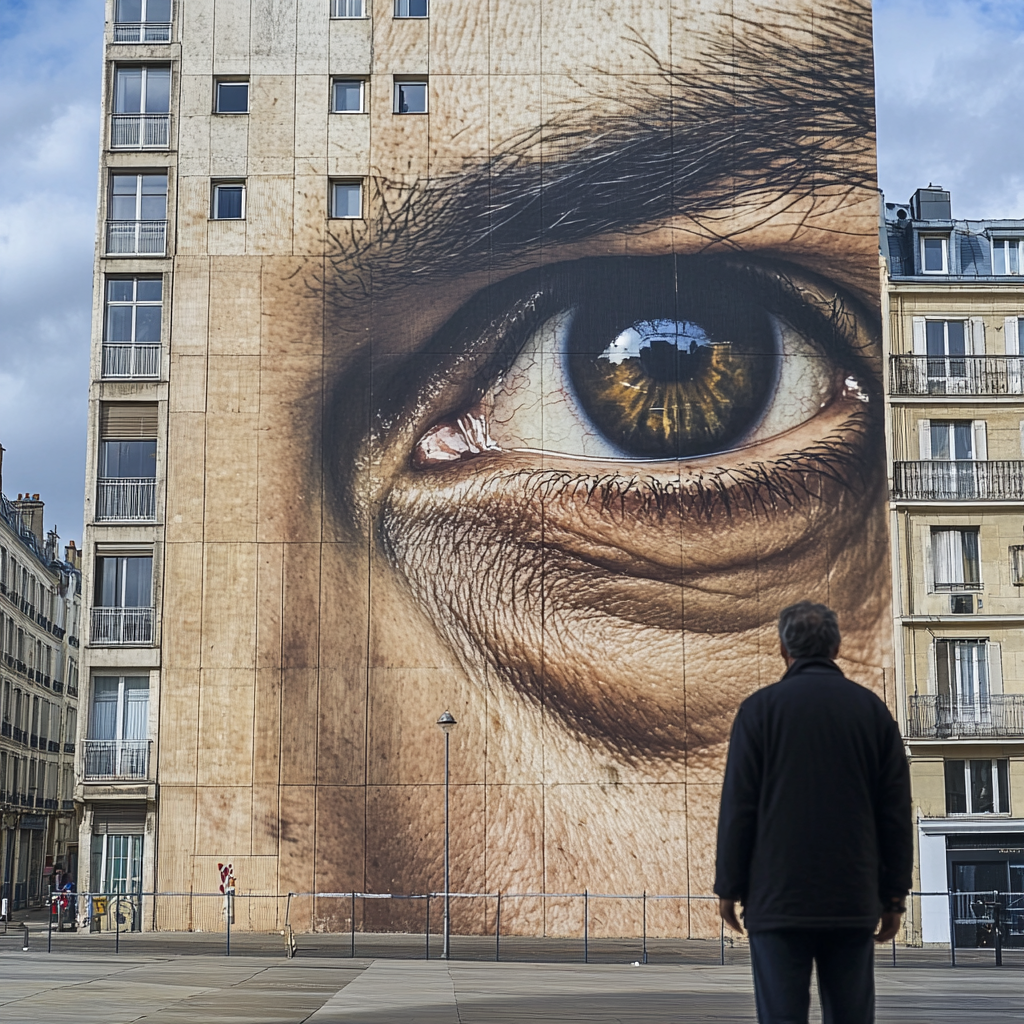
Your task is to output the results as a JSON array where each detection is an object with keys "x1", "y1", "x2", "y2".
[
  {"x1": 0, "y1": 453, "x2": 82, "y2": 911},
  {"x1": 884, "y1": 187, "x2": 1024, "y2": 949}
]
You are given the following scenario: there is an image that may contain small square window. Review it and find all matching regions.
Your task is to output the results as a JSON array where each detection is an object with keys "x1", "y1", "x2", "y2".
[
  {"x1": 216, "y1": 81, "x2": 249, "y2": 114},
  {"x1": 394, "y1": 80, "x2": 427, "y2": 114},
  {"x1": 331, "y1": 0, "x2": 364, "y2": 16},
  {"x1": 395, "y1": 0, "x2": 427, "y2": 16},
  {"x1": 333, "y1": 79, "x2": 365, "y2": 113},
  {"x1": 213, "y1": 182, "x2": 245, "y2": 220},
  {"x1": 921, "y1": 235, "x2": 948, "y2": 274},
  {"x1": 331, "y1": 181, "x2": 363, "y2": 219}
]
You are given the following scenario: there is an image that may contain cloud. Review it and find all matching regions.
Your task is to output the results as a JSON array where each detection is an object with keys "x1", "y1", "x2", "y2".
[
  {"x1": 874, "y1": 0, "x2": 1024, "y2": 217},
  {"x1": 0, "y1": 0, "x2": 100, "y2": 545}
]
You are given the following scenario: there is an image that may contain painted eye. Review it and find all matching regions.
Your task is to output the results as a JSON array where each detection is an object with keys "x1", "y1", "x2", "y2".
[{"x1": 487, "y1": 257, "x2": 840, "y2": 461}]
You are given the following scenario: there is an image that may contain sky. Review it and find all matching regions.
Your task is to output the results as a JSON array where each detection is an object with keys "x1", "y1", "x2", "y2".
[{"x1": 1, "y1": 0, "x2": 1023, "y2": 547}]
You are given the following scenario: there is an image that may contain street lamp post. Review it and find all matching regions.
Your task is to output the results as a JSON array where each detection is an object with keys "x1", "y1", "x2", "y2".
[{"x1": 437, "y1": 710, "x2": 457, "y2": 959}]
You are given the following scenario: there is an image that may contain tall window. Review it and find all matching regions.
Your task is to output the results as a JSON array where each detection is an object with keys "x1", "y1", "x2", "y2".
[
  {"x1": 92, "y1": 555, "x2": 154, "y2": 645},
  {"x1": 103, "y1": 278, "x2": 162, "y2": 377},
  {"x1": 395, "y1": 0, "x2": 428, "y2": 15},
  {"x1": 212, "y1": 181, "x2": 245, "y2": 220},
  {"x1": 945, "y1": 759, "x2": 1009, "y2": 814},
  {"x1": 992, "y1": 239, "x2": 1023, "y2": 276},
  {"x1": 86, "y1": 675, "x2": 150, "y2": 781},
  {"x1": 112, "y1": 66, "x2": 171, "y2": 148},
  {"x1": 93, "y1": 833, "x2": 144, "y2": 895},
  {"x1": 331, "y1": 0, "x2": 364, "y2": 16},
  {"x1": 114, "y1": 0, "x2": 171, "y2": 42},
  {"x1": 107, "y1": 174, "x2": 168, "y2": 255},
  {"x1": 394, "y1": 80, "x2": 427, "y2": 114},
  {"x1": 935, "y1": 639, "x2": 994, "y2": 717},
  {"x1": 97, "y1": 403, "x2": 158, "y2": 521},
  {"x1": 921, "y1": 235, "x2": 949, "y2": 274}
]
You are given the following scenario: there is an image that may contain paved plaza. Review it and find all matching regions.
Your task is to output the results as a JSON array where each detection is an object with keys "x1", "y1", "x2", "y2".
[{"x1": 1, "y1": 946, "x2": 1024, "y2": 1023}]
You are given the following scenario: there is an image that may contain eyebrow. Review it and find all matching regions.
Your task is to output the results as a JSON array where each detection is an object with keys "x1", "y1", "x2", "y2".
[{"x1": 326, "y1": 1, "x2": 876, "y2": 299}]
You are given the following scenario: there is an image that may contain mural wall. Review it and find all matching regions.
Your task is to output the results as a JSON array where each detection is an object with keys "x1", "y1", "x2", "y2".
[{"x1": 156, "y1": 0, "x2": 887, "y2": 938}]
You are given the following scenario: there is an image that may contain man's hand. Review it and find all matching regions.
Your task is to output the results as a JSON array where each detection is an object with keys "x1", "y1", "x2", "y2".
[
  {"x1": 874, "y1": 911, "x2": 902, "y2": 944},
  {"x1": 719, "y1": 898, "x2": 744, "y2": 934}
]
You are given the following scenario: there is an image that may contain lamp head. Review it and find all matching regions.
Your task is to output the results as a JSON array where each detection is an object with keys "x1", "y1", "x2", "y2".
[{"x1": 437, "y1": 710, "x2": 457, "y2": 735}]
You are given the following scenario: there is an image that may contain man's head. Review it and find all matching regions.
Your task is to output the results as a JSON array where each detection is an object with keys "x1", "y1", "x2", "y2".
[{"x1": 778, "y1": 602, "x2": 841, "y2": 662}]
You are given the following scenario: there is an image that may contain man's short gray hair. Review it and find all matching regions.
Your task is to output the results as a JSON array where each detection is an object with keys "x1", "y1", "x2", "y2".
[{"x1": 778, "y1": 601, "x2": 841, "y2": 659}]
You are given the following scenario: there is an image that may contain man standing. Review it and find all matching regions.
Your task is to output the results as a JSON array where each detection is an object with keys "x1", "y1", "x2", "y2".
[{"x1": 715, "y1": 602, "x2": 912, "y2": 1024}]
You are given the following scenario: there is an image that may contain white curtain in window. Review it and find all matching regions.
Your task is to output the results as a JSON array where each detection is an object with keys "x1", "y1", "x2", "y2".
[
  {"x1": 123, "y1": 680, "x2": 149, "y2": 740},
  {"x1": 932, "y1": 529, "x2": 964, "y2": 586},
  {"x1": 90, "y1": 678, "x2": 119, "y2": 740}
]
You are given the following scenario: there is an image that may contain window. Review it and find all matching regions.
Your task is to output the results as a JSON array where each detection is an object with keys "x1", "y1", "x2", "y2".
[
  {"x1": 394, "y1": 80, "x2": 427, "y2": 114},
  {"x1": 934, "y1": 638, "x2": 996, "y2": 716},
  {"x1": 331, "y1": 0, "x2": 364, "y2": 16},
  {"x1": 103, "y1": 278, "x2": 162, "y2": 377},
  {"x1": 395, "y1": 0, "x2": 428, "y2": 15},
  {"x1": 945, "y1": 759, "x2": 1009, "y2": 814},
  {"x1": 114, "y1": 66, "x2": 170, "y2": 114},
  {"x1": 101, "y1": 440, "x2": 157, "y2": 481},
  {"x1": 929, "y1": 420, "x2": 974, "y2": 461},
  {"x1": 331, "y1": 180, "x2": 363, "y2": 219},
  {"x1": 92, "y1": 833, "x2": 144, "y2": 894},
  {"x1": 212, "y1": 181, "x2": 245, "y2": 220},
  {"x1": 992, "y1": 239, "x2": 1023, "y2": 276},
  {"x1": 921, "y1": 235, "x2": 949, "y2": 274},
  {"x1": 114, "y1": 0, "x2": 172, "y2": 42},
  {"x1": 332, "y1": 79, "x2": 365, "y2": 113},
  {"x1": 91, "y1": 555, "x2": 154, "y2": 645},
  {"x1": 215, "y1": 80, "x2": 249, "y2": 114},
  {"x1": 90, "y1": 676, "x2": 150, "y2": 743},
  {"x1": 107, "y1": 174, "x2": 167, "y2": 255}
]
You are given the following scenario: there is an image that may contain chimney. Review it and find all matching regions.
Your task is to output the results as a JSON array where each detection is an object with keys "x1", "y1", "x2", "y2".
[
  {"x1": 910, "y1": 185, "x2": 951, "y2": 221},
  {"x1": 65, "y1": 540, "x2": 81, "y2": 571},
  {"x1": 45, "y1": 527, "x2": 59, "y2": 562},
  {"x1": 13, "y1": 493, "x2": 45, "y2": 548},
  {"x1": 0, "y1": 442, "x2": 4, "y2": 497}
]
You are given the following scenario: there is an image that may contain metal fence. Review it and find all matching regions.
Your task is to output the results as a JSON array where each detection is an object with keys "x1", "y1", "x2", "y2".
[
  {"x1": 890, "y1": 355, "x2": 1024, "y2": 396},
  {"x1": 892, "y1": 460, "x2": 1024, "y2": 500},
  {"x1": 25, "y1": 889, "x2": 1024, "y2": 967},
  {"x1": 906, "y1": 694, "x2": 1024, "y2": 739}
]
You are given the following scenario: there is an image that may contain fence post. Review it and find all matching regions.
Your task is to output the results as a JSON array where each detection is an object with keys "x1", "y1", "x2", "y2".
[
  {"x1": 352, "y1": 892, "x2": 356, "y2": 959},
  {"x1": 719, "y1": 914, "x2": 724, "y2": 965},
  {"x1": 994, "y1": 890, "x2": 1003, "y2": 968},
  {"x1": 47, "y1": 893, "x2": 52, "y2": 953},
  {"x1": 891, "y1": 934, "x2": 896, "y2": 968},
  {"x1": 116, "y1": 894, "x2": 121, "y2": 955},
  {"x1": 583, "y1": 889, "x2": 588, "y2": 964},
  {"x1": 948, "y1": 891, "x2": 956, "y2": 967},
  {"x1": 642, "y1": 891, "x2": 647, "y2": 965},
  {"x1": 225, "y1": 889, "x2": 231, "y2": 957},
  {"x1": 495, "y1": 892, "x2": 501, "y2": 962},
  {"x1": 425, "y1": 895, "x2": 430, "y2": 960}
]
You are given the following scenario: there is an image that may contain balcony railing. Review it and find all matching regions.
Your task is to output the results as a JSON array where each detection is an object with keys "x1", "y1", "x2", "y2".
[
  {"x1": 90, "y1": 606, "x2": 154, "y2": 645},
  {"x1": 110, "y1": 113, "x2": 170, "y2": 149},
  {"x1": 892, "y1": 461, "x2": 1024, "y2": 500},
  {"x1": 82, "y1": 739, "x2": 151, "y2": 780},
  {"x1": 96, "y1": 478, "x2": 156, "y2": 521},
  {"x1": 105, "y1": 220, "x2": 167, "y2": 256},
  {"x1": 906, "y1": 694, "x2": 1024, "y2": 739},
  {"x1": 102, "y1": 343, "x2": 160, "y2": 378},
  {"x1": 113, "y1": 22, "x2": 171, "y2": 42},
  {"x1": 890, "y1": 355, "x2": 1024, "y2": 396}
]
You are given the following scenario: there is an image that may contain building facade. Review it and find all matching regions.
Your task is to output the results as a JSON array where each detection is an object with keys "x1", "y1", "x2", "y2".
[
  {"x1": 884, "y1": 187, "x2": 1024, "y2": 948},
  {"x1": 0, "y1": 456, "x2": 82, "y2": 911},
  {"x1": 82, "y1": 0, "x2": 887, "y2": 932}
]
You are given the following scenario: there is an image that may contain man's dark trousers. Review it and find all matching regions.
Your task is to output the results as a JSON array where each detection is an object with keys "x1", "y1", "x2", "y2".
[{"x1": 749, "y1": 928, "x2": 875, "y2": 1024}]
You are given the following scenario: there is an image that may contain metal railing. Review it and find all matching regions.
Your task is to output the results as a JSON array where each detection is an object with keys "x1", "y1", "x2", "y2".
[
  {"x1": 105, "y1": 220, "x2": 167, "y2": 256},
  {"x1": 906, "y1": 693, "x2": 1024, "y2": 738},
  {"x1": 82, "y1": 739, "x2": 151, "y2": 780},
  {"x1": 890, "y1": 355, "x2": 1024, "y2": 396},
  {"x1": 892, "y1": 460, "x2": 1024, "y2": 500},
  {"x1": 101, "y1": 343, "x2": 160, "y2": 378},
  {"x1": 90, "y1": 607, "x2": 154, "y2": 645},
  {"x1": 96, "y1": 478, "x2": 156, "y2": 521},
  {"x1": 110, "y1": 114, "x2": 170, "y2": 149},
  {"x1": 113, "y1": 22, "x2": 172, "y2": 42}
]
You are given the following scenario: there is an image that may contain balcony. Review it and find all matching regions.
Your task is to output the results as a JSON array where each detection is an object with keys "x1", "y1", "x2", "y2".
[
  {"x1": 892, "y1": 461, "x2": 1024, "y2": 501},
  {"x1": 105, "y1": 220, "x2": 167, "y2": 256},
  {"x1": 102, "y1": 343, "x2": 160, "y2": 378},
  {"x1": 82, "y1": 739, "x2": 151, "y2": 781},
  {"x1": 96, "y1": 478, "x2": 156, "y2": 521},
  {"x1": 90, "y1": 606, "x2": 154, "y2": 645},
  {"x1": 110, "y1": 113, "x2": 170, "y2": 149},
  {"x1": 890, "y1": 355, "x2": 1024, "y2": 396},
  {"x1": 113, "y1": 21, "x2": 171, "y2": 42},
  {"x1": 907, "y1": 694, "x2": 1024, "y2": 739}
]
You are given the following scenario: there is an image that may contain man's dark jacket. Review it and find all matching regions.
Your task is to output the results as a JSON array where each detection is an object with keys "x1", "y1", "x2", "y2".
[{"x1": 714, "y1": 657, "x2": 912, "y2": 932}]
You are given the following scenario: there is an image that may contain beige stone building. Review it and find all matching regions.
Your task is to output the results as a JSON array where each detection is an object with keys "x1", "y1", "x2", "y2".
[
  {"x1": 80, "y1": 0, "x2": 886, "y2": 935},
  {"x1": 884, "y1": 187, "x2": 1024, "y2": 948},
  {"x1": 1, "y1": 450, "x2": 83, "y2": 911}
]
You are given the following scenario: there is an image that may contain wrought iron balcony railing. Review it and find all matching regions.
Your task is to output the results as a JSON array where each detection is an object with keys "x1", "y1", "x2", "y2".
[
  {"x1": 105, "y1": 220, "x2": 167, "y2": 256},
  {"x1": 892, "y1": 461, "x2": 1024, "y2": 501},
  {"x1": 906, "y1": 694, "x2": 1024, "y2": 739},
  {"x1": 110, "y1": 114, "x2": 170, "y2": 149},
  {"x1": 90, "y1": 607, "x2": 154, "y2": 645},
  {"x1": 890, "y1": 355, "x2": 1024, "y2": 396},
  {"x1": 96, "y1": 478, "x2": 156, "y2": 521},
  {"x1": 82, "y1": 739, "x2": 151, "y2": 780},
  {"x1": 113, "y1": 22, "x2": 171, "y2": 42},
  {"x1": 101, "y1": 343, "x2": 160, "y2": 378}
]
